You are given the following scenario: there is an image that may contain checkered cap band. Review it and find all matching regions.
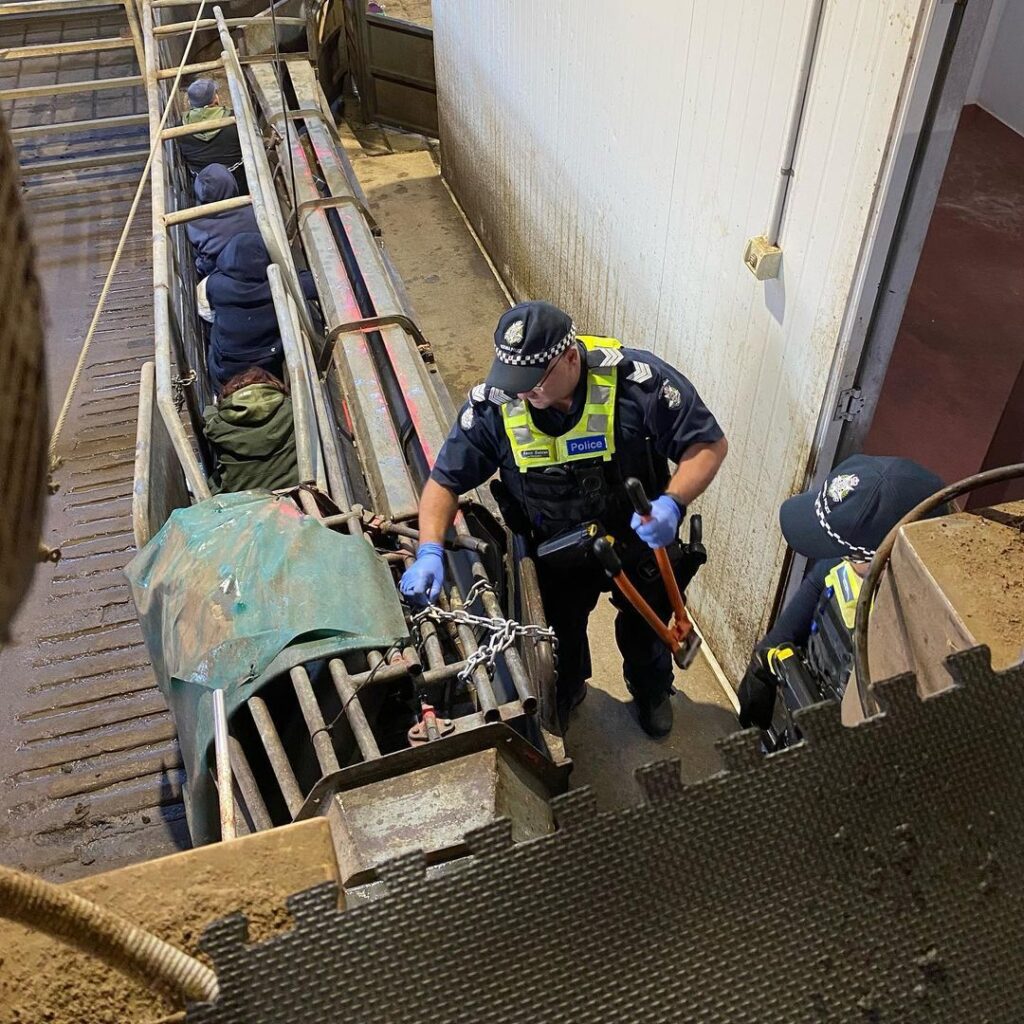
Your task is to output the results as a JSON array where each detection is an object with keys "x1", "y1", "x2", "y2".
[
  {"x1": 495, "y1": 324, "x2": 577, "y2": 366},
  {"x1": 814, "y1": 484, "x2": 875, "y2": 560}
]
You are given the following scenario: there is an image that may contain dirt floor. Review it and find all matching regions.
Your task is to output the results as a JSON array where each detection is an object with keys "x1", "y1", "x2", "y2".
[
  {"x1": 0, "y1": 821, "x2": 337, "y2": 1024},
  {"x1": 910, "y1": 503, "x2": 1024, "y2": 667},
  {"x1": 344, "y1": 125, "x2": 741, "y2": 809}
]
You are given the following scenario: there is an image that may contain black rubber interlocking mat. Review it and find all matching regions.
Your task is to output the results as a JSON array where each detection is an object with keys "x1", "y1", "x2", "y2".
[{"x1": 190, "y1": 648, "x2": 1024, "y2": 1023}]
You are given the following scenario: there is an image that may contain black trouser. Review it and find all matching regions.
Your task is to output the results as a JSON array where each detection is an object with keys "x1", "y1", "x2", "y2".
[{"x1": 536, "y1": 545, "x2": 684, "y2": 704}]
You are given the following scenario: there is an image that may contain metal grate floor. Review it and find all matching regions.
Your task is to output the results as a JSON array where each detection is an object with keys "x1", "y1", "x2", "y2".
[{"x1": 0, "y1": 11, "x2": 189, "y2": 880}]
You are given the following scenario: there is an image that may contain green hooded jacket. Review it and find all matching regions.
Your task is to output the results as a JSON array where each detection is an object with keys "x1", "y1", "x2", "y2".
[
  {"x1": 203, "y1": 384, "x2": 299, "y2": 494},
  {"x1": 183, "y1": 104, "x2": 230, "y2": 142}
]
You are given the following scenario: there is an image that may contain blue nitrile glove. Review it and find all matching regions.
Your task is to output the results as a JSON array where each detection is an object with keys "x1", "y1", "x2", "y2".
[
  {"x1": 399, "y1": 542, "x2": 445, "y2": 606},
  {"x1": 631, "y1": 495, "x2": 683, "y2": 549}
]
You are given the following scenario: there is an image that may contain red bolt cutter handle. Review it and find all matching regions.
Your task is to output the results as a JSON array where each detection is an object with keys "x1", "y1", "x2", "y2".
[
  {"x1": 624, "y1": 478, "x2": 693, "y2": 645},
  {"x1": 593, "y1": 536, "x2": 701, "y2": 669}
]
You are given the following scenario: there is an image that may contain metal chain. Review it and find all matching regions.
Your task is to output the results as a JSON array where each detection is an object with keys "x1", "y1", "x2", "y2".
[
  {"x1": 172, "y1": 369, "x2": 197, "y2": 412},
  {"x1": 411, "y1": 594, "x2": 556, "y2": 684}
]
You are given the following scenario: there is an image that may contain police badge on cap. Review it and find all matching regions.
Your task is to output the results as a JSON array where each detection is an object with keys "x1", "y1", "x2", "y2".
[{"x1": 486, "y1": 301, "x2": 577, "y2": 395}]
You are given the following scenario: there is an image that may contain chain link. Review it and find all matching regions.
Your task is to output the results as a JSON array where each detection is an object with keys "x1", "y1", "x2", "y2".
[
  {"x1": 172, "y1": 368, "x2": 197, "y2": 412},
  {"x1": 410, "y1": 585, "x2": 556, "y2": 684}
]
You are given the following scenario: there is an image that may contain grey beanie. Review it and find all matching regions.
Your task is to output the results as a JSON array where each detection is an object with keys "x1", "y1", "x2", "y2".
[{"x1": 187, "y1": 78, "x2": 218, "y2": 108}]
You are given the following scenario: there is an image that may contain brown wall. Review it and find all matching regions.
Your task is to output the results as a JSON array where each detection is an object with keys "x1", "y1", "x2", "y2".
[{"x1": 865, "y1": 105, "x2": 1024, "y2": 502}]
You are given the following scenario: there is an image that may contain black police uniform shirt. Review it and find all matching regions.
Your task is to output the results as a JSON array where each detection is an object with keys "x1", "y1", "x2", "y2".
[
  {"x1": 758, "y1": 559, "x2": 835, "y2": 653},
  {"x1": 429, "y1": 343, "x2": 724, "y2": 501}
]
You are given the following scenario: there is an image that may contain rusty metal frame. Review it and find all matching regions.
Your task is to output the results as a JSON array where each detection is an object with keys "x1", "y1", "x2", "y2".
[
  {"x1": 130, "y1": 2, "x2": 566, "y2": 859},
  {"x1": 315, "y1": 313, "x2": 428, "y2": 376},
  {"x1": 295, "y1": 721, "x2": 571, "y2": 823},
  {"x1": 295, "y1": 194, "x2": 381, "y2": 237}
]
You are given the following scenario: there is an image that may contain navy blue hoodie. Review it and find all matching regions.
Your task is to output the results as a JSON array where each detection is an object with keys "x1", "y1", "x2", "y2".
[
  {"x1": 205, "y1": 232, "x2": 318, "y2": 391},
  {"x1": 186, "y1": 164, "x2": 258, "y2": 277}
]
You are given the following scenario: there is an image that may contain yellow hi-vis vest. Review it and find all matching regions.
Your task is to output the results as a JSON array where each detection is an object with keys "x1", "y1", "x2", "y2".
[
  {"x1": 823, "y1": 560, "x2": 864, "y2": 630},
  {"x1": 501, "y1": 336, "x2": 620, "y2": 472}
]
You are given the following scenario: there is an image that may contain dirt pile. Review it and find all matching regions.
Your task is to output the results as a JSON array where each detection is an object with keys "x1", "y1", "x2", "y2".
[{"x1": 0, "y1": 820, "x2": 338, "y2": 1023}]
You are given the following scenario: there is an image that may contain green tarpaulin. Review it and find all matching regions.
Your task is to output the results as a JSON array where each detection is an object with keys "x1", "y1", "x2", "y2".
[{"x1": 125, "y1": 491, "x2": 409, "y2": 840}]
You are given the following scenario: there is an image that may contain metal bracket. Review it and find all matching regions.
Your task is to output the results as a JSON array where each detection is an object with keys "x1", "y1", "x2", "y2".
[
  {"x1": 268, "y1": 106, "x2": 330, "y2": 128},
  {"x1": 296, "y1": 194, "x2": 381, "y2": 237},
  {"x1": 316, "y1": 313, "x2": 432, "y2": 376},
  {"x1": 238, "y1": 51, "x2": 313, "y2": 65},
  {"x1": 834, "y1": 386, "x2": 865, "y2": 422},
  {"x1": 294, "y1": 722, "x2": 571, "y2": 822}
]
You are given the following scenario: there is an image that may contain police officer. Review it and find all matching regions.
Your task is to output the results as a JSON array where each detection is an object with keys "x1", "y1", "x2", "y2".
[
  {"x1": 400, "y1": 301, "x2": 727, "y2": 737},
  {"x1": 737, "y1": 454, "x2": 944, "y2": 733}
]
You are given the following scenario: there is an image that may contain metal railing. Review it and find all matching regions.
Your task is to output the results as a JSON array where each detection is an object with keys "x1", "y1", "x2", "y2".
[{"x1": 135, "y1": 0, "x2": 562, "y2": 850}]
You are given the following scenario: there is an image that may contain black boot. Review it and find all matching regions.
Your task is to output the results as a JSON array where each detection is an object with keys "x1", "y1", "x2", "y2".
[{"x1": 633, "y1": 686, "x2": 673, "y2": 738}]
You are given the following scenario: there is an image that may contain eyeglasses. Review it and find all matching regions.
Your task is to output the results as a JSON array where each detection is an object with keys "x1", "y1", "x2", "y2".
[{"x1": 524, "y1": 349, "x2": 566, "y2": 394}]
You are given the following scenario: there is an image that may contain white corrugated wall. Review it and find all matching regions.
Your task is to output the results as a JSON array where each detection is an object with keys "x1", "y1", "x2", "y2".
[{"x1": 434, "y1": 0, "x2": 929, "y2": 679}]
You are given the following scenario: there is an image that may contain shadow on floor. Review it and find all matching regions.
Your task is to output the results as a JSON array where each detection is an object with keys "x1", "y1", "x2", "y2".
[{"x1": 565, "y1": 650, "x2": 739, "y2": 811}]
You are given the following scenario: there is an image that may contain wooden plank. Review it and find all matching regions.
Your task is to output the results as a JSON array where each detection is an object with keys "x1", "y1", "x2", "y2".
[
  {"x1": 8, "y1": 113, "x2": 148, "y2": 137},
  {"x1": 160, "y1": 115, "x2": 236, "y2": 139},
  {"x1": 154, "y1": 57, "x2": 221, "y2": 80},
  {"x1": 0, "y1": 37, "x2": 133, "y2": 60},
  {"x1": 18, "y1": 149, "x2": 148, "y2": 175},
  {"x1": 162, "y1": 193, "x2": 251, "y2": 226},
  {"x1": 0, "y1": 75, "x2": 142, "y2": 100},
  {"x1": 0, "y1": 0, "x2": 121, "y2": 14}
]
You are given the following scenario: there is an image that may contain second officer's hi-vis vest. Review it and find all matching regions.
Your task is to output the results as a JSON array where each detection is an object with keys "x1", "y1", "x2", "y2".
[
  {"x1": 764, "y1": 559, "x2": 866, "y2": 749},
  {"x1": 805, "y1": 559, "x2": 864, "y2": 701},
  {"x1": 501, "y1": 335, "x2": 621, "y2": 471}
]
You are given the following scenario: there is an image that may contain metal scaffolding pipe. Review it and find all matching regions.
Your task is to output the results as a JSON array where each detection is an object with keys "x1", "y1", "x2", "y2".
[
  {"x1": 155, "y1": 57, "x2": 222, "y2": 80},
  {"x1": 121, "y1": 0, "x2": 145, "y2": 76},
  {"x1": 290, "y1": 666, "x2": 341, "y2": 775},
  {"x1": 473, "y1": 575, "x2": 538, "y2": 715},
  {"x1": 153, "y1": 16, "x2": 304, "y2": 35},
  {"x1": 446, "y1": 587, "x2": 501, "y2": 722},
  {"x1": 141, "y1": 0, "x2": 210, "y2": 498},
  {"x1": 212, "y1": 689, "x2": 236, "y2": 840},
  {"x1": 162, "y1": 194, "x2": 251, "y2": 226},
  {"x1": 160, "y1": 116, "x2": 236, "y2": 140},
  {"x1": 247, "y1": 695, "x2": 304, "y2": 817},
  {"x1": 327, "y1": 659, "x2": 381, "y2": 761},
  {"x1": 268, "y1": 264, "x2": 319, "y2": 487},
  {"x1": 213, "y1": 9, "x2": 318, "y2": 340},
  {"x1": 228, "y1": 736, "x2": 272, "y2": 832}
]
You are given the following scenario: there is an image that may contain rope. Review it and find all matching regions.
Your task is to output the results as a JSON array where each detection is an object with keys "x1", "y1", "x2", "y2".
[
  {"x1": 47, "y1": 0, "x2": 211, "y2": 471},
  {"x1": 0, "y1": 863, "x2": 218, "y2": 1005}
]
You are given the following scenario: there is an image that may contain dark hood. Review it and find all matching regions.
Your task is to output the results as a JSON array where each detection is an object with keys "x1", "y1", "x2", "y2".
[
  {"x1": 215, "y1": 231, "x2": 270, "y2": 281},
  {"x1": 203, "y1": 385, "x2": 299, "y2": 493},
  {"x1": 203, "y1": 385, "x2": 293, "y2": 456},
  {"x1": 195, "y1": 163, "x2": 239, "y2": 204}
]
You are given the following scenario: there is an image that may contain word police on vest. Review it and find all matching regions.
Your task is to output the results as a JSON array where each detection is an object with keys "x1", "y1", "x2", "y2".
[{"x1": 566, "y1": 436, "x2": 608, "y2": 456}]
